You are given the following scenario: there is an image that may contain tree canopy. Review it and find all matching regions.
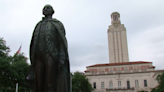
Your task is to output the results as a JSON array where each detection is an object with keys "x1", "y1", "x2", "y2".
[
  {"x1": 72, "y1": 72, "x2": 93, "y2": 92},
  {"x1": 0, "y1": 37, "x2": 30, "y2": 92},
  {"x1": 152, "y1": 71, "x2": 164, "y2": 92}
]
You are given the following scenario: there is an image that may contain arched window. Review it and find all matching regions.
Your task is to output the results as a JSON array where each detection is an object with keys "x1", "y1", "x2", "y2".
[{"x1": 113, "y1": 15, "x2": 118, "y2": 21}]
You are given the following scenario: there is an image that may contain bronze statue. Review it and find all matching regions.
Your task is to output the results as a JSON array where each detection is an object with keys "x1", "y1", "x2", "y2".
[{"x1": 26, "y1": 4, "x2": 71, "y2": 92}]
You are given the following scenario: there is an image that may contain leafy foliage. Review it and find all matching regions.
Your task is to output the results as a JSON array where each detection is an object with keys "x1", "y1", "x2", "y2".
[
  {"x1": 0, "y1": 38, "x2": 10, "y2": 57},
  {"x1": 72, "y1": 72, "x2": 93, "y2": 92},
  {"x1": 152, "y1": 72, "x2": 164, "y2": 92},
  {"x1": 0, "y1": 37, "x2": 30, "y2": 92}
]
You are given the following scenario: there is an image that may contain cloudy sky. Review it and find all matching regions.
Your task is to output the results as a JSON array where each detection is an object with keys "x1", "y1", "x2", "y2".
[{"x1": 1, "y1": 0, "x2": 164, "y2": 72}]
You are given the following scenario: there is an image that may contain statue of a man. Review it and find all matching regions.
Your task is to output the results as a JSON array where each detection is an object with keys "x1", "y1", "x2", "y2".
[{"x1": 26, "y1": 4, "x2": 71, "y2": 92}]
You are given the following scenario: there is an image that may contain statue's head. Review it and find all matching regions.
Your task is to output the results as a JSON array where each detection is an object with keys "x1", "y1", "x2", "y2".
[{"x1": 43, "y1": 4, "x2": 54, "y2": 16}]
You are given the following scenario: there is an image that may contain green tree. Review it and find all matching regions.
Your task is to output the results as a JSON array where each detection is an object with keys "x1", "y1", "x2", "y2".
[
  {"x1": 12, "y1": 53, "x2": 30, "y2": 91},
  {"x1": 0, "y1": 56, "x2": 16, "y2": 91},
  {"x1": 0, "y1": 37, "x2": 30, "y2": 92},
  {"x1": 0, "y1": 37, "x2": 15, "y2": 91},
  {"x1": 0, "y1": 37, "x2": 10, "y2": 57},
  {"x1": 152, "y1": 72, "x2": 164, "y2": 92},
  {"x1": 72, "y1": 72, "x2": 93, "y2": 92}
]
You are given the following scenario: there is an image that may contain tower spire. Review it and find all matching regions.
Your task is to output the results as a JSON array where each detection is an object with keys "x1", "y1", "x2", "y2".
[
  {"x1": 107, "y1": 12, "x2": 129, "y2": 63},
  {"x1": 111, "y1": 12, "x2": 121, "y2": 27}
]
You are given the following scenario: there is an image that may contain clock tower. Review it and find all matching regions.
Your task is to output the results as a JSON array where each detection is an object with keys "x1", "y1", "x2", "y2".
[{"x1": 107, "y1": 12, "x2": 129, "y2": 63}]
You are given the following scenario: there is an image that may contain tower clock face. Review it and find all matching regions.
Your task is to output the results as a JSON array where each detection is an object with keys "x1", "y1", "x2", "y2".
[{"x1": 114, "y1": 23, "x2": 118, "y2": 27}]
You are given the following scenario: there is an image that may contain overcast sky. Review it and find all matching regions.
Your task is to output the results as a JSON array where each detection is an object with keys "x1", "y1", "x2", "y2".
[{"x1": 1, "y1": 0, "x2": 164, "y2": 72}]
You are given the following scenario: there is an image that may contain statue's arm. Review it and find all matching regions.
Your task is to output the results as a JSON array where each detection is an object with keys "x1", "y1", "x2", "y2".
[
  {"x1": 58, "y1": 32, "x2": 66, "y2": 62},
  {"x1": 30, "y1": 22, "x2": 41, "y2": 64},
  {"x1": 52, "y1": 20, "x2": 67, "y2": 66}
]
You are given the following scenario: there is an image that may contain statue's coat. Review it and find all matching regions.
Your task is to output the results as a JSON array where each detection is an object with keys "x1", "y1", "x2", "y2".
[{"x1": 27, "y1": 18, "x2": 71, "y2": 92}]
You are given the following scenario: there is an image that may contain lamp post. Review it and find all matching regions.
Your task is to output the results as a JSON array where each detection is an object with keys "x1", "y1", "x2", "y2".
[{"x1": 15, "y1": 83, "x2": 18, "y2": 92}]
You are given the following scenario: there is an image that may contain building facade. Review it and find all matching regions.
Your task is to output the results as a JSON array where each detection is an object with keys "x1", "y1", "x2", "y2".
[
  {"x1": 85, "y1": 61, "x2": 162, "y2": 92},
  {"x1": 85, "y1": 12, "x2": 163, "y2": 92}
]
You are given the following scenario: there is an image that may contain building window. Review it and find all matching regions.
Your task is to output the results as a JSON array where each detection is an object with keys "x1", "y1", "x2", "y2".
[
  {"x1": 135, "y1": 80, "x2": 139, "y2": 87},
  {"x1": 101, "y1": 82, "x2": 104, "y2": 89},
  {"x1": 144, "y1": 80, "x2": 147, "y2": 87},
  {"x1": 113, "y1": 15, "x2": 118, "y2": 21},
  {"x1": 117, "y1": 67, "x2": 121, "y2": 72},
  {"x1": 110, "y1": 68, "x2": 113, "y2": 72},
  {"x1": 118, "y1": 81, "x2": 121, "y2": 89},
  {"x1": 127, "y1": 81, "x2": 130, "y2": 89},
  {"x1": 125, "y1": 67, "x2": 128, "y2": 71},
  {"x1": 93, "y1": 82, "x2": 96, "y2": 89},
  {"x1": 109, "y1": 81, "x2": 113, "y2": 89},
  {"x1": 138, "y1": 66, "x2": 140, "y2": 70},
  {"x1": 144, "y1": 67, "x2": 147, "y2": 71}
]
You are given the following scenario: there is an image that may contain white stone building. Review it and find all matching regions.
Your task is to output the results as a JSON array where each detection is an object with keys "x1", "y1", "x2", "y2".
[{"x1": 85, "y1": 12, "x2": 163, "y2": 92}]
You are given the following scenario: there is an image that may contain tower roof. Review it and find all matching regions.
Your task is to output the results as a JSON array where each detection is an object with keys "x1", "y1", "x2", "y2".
[{"x1": 111, "y1": 12, "x2": 120, "y2": 18}]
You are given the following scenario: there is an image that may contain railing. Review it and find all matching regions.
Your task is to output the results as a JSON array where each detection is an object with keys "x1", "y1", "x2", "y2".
[{"x1": 106, "y1": 87, "x2": 134, "y2": 91}]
